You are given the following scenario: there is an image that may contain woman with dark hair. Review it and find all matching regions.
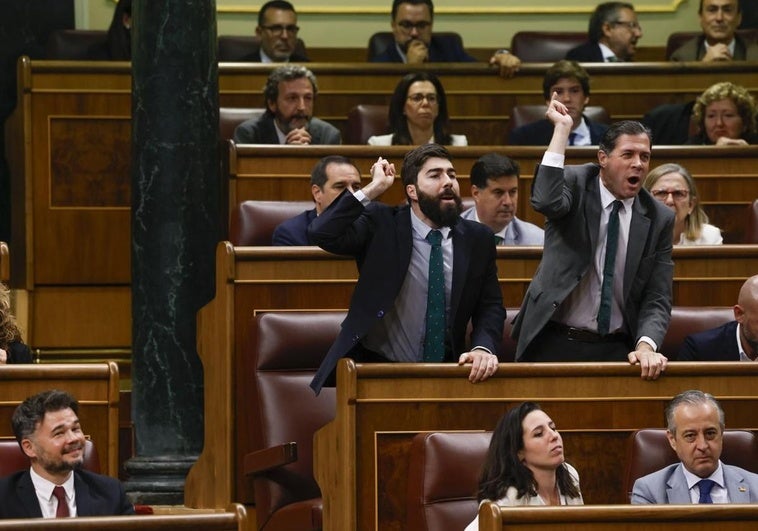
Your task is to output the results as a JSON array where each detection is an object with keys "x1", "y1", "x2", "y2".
[
  {"x1": 367, "y1": 72, "x2": 467, "y2": 146},
  {"x1": 464, "y1": 402, "x2": 582, "y2": 530},
  {"x1": 107, "y1": 0, "x2": 132, "y2": 60}
]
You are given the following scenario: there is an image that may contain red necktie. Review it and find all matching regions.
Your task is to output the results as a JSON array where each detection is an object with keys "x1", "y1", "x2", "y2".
[{"x1": 53, "y1": 485, "x2": 70, "y2": 517}]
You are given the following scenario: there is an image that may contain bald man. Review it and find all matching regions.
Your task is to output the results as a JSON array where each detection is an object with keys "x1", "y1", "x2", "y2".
[{"x1": 679, "y1": 275, "x2": 758, "y2": 361}]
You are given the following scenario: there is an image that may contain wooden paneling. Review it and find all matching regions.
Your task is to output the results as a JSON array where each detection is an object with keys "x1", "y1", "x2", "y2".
[
  {"x1": 315, "y1": 361, "x2": 758, "y2": 530},
  {"x1": 0, "y1": 363, "x2": 120, "y2": 477}
]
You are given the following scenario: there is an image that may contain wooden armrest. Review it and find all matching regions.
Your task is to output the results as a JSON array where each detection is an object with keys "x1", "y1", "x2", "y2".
[{"x1": 243, "y1": 442, "x2": 297, "y2": 476}]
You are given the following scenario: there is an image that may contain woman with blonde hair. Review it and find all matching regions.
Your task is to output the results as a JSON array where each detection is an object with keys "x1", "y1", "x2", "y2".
[
  {"x1": 644, "y1": 163, "x2": 722, "y2": 245},
  {"x1": 686, "y1": 82, "x2": 758, "y2": 146},
  {"x1": 0, "y1": 285, "x2": 31, "y2": 364}
]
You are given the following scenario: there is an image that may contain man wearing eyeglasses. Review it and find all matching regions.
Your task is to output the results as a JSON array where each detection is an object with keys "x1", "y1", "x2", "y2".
[
  {"x1": 250, "y1": 0, "x2": 309, "y2": 63},
  {"x1": 372, "y1": 0, "x2": 522, "y2": 78},
  {"x1": 566, "y1": 2, "x2": 643, "y2": 62},
  {"x1": 670, "y1": 0, "x2": 758, "y2": 61}
]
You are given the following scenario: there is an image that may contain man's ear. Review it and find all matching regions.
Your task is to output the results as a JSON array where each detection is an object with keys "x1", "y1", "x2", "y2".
[
  {"x1": 21, "y1": 438, "x2": 36, "y2": 459},
  {"x1": 597, "y1": 150, "x2": 608, "y2": 168},
  {"x1": 406, "y1": 184, "x2": 418, "y2": 201},
  {"x1": 471, "y1": 185, "x2": 481, "y2": 201},
  {"x1": 666, "y1": 430, "x2": 677, "y2": 452}
]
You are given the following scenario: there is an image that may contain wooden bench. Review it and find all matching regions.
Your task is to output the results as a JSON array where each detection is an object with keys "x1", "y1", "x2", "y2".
[
  {"x1": 314, "y1": 361, "x2": 758, "y2": 529},
  {"x1": 0, "y1": 504, "x2": 248, "y2": 530},
  {"x1": 183, "y1": 241, "x2": 757, "y2": 513},
  {"x1": 477, "y1": 504, "x2": 758, "y2": 531},
  {"x1": 0, "y1": 363, "x2": 120, "y2": 476}
]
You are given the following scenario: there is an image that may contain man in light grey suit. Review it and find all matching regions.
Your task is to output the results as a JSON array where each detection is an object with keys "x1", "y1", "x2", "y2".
[
  {"x1": 632, "y1": 390, "x2": 758, "y2": 504},
  {"x1": 461, "y1": 153, "x2": 544, "y2": 246},
  {"x1": 511, "y1": 94, "x2": 674, "y2": 379}
]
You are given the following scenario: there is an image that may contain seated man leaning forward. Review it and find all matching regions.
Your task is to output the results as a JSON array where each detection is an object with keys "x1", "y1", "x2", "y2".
[
  {"x1": 461, "y1": 153, "x2": 544, "y2": 245},
  {"x1": 272, "y1": 155, "x2": 362, "y2": 245},
  {"x1": 373, "y1": 0, "x2": 522, "y2": 77},
  {"x1": 632, "y1": 389, "x2": 758, "y2": 504},
  {"x1": 308, "y1": 144, "x2": 506, "y2": 394},
  {"x1": 511, "y1": 94, "x2": 674, "y2": 380},
  {"x1": 0, "y1": 389, "x2": 135, "y2": 518},
  {"x1": 509, "y1": 60, "x2": 609, "y2": 147},
  {"x1": 233, "y1": 64, "x2": 341, "y2": 145},
  {"x1": 679, "y1": 274, "x2": 758, "y2": 361}
]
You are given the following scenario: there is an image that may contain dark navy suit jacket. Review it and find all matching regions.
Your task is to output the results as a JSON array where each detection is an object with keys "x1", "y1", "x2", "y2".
[
  {"x1": 509, "y1": 116, "x2": 608, "y2": 146},
  {"x1": 565, "y1": 41, "x2": 605, "y2": 62},
  {"x1": 371, "y1": 36, "x2": 476, "y2": 62},
  {"x1": 0, "y1": 469, "x2": 135, "y2": 518},
  {"x1": 307, "y1": 190, "x2": 506, "y2": 393},
  {"x1": 272, "y1": 209, "x2": 317, "y2": 246},
  {"x1": 678, "y1": 321, "x2": 741, "y2": 361}
]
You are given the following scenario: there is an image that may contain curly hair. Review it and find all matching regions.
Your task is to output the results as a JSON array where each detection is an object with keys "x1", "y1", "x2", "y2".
[
  {"x1": 0, "y1": 284, "x2": 22, "y2": 349},
  {"x1": 692, "y1": 82, "x2": 757, "y2": 139}
]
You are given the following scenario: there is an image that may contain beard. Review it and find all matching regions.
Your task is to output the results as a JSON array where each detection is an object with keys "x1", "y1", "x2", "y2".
[
  {"x1": 36, "y1": 443, "x2": 84, "y2": 475},
  {"x1": 417, "y1": 187, "x2": 462, "y2": 228},
  {"x1": 279, "y1": 114, "x2": 310, "y2": 134}
]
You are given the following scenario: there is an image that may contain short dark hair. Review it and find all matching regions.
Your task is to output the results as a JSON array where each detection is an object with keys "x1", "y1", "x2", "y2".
[
  {"x1": 665, "y1": 390, "x2": 725, "y2": 434},
  {"x1": 476, "y1": 402, "x2": 581, "y2": 502},
  {"x1": 401, "y1": 143, "x2": 451, "y2": 190},
  {"x1": 263, "y1": 65, "x2": 317, "y2": 108},
  {"x1": 388, "y1": 71, "x2": 452, "y2": 146},
  {"x1": 12, "y1": 390, "x2": 79, "y2": 445},
  {"x1": 470, "y1": 153, "x2": 520, "y2": 188},
  {"x1": 391, "y1": 0, "x2": 434, "y2": 20},
  {"x1": 310, "y1": 155, "x2": 359, "y2": 188},
  {"x1": 588, "y1": 2, "x2": 635, "y2": 42},
  {"x1": 258, "y1": 0, "x2": 296, "y2": 26},
  {"x1": 542, "y1": 60, "x2": 591, "y2": 100},
  {"x1": 598, "y1": 120, "x2": 652, "y2": 154},
  {"x1": 699, "y1": 0, "x2": 740, "y2": 15}
]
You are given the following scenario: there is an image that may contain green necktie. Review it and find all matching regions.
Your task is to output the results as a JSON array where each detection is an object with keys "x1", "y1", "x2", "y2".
[
  {"x1": 494, "y1": 235, "x2": 504, "y2": 246},
  {"x1": 597, "y1": 200, "x2": 621, "y2": 335},
  {"x1": 424, "y1": 230, "x2": 445, "y2": 362}
]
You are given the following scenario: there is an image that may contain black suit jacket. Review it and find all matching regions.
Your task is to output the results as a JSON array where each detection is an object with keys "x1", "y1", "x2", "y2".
[
  {"x1": 678, "y1": 320, "x2": 741, "y2": 361},
  {"x1": 272, "y1": 209, "x2": 317, "y2": 246},
  {"x1": 0, "y1": 469, "x2": 135, "y2": 518},
  {"x1": 233, "y1": 113, "x2": 341, "y2": 145},
  {"x1": 307, "y1": 190, "x2": 506, "y2": 393},
  {"x1": 565, "y1": 41, "x2": 605, "y2": 62},
  {"x1": 509, "y1": 116, "x2": 608, "y2": 146},
  {"x1": 371, "y1": 36, "x2": 477, "y2": 63}
]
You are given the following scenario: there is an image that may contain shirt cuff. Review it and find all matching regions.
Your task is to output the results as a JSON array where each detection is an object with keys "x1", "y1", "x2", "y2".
[
  {"x1": 636, "y1": 336, "x2": 658, "y2": 352},
  {"x1": 471, "y1": 346, "x2": 493, "y2": 355},
  {"x1": 352, "y1": 189, "x2": 370, "y2": 206},
  {"x1": 541, "y1": 151, "x2": 565, "y2": 168}
]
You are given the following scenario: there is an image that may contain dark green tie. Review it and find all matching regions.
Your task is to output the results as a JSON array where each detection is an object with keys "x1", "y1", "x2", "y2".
[
  {"x1": 597, "y1": 200, "x2": 621, "y2": 335},
  {"x1": 424, "y1": 230, "x2": 445, "y2": 362},
  {"x1": 494, "y1": 235, "x2": 504, "y2": 246}
]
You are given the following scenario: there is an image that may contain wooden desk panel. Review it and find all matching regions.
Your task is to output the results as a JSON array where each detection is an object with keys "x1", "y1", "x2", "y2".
[
  {"x1": 0, "y1": 363, "x2": 120, "y2": 476},
  {"x1": 314, "y1": 362, "x2": 758, "y2": 530}
]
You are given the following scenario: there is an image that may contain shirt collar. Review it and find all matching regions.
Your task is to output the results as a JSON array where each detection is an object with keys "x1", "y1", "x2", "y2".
[
  {"x1": 598, "y1": 177, "x2": 635, "y2": 212},
  {"x1": 468, "y1": 208, "x2": 508, "y2": 239},
  {"x1": 736, "y1": 322, "x2": 757, "y2": 361},
  {"x1": 598, "y1": 42, "x2": 619, "y2": 62},
  {"x1": 704, "y1": 38, "x2": 736, "y2": 57},
  {"x1": 681, "y1": 460, "x2": 725, "y2": 490},
  {"x1": 571, "y1": 117, "x2": 591, "y2": 145},
  {"x1": 30, "y1": 466, "x2": 75, "y2": 501},
  {"x1": 410, "y1": 206, "x2": 452, "y2": 240}
]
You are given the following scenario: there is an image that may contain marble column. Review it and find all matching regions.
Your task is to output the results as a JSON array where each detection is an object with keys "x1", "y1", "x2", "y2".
[{"x1": 125, "y1": 0, "x2": 219, "y2": 504}]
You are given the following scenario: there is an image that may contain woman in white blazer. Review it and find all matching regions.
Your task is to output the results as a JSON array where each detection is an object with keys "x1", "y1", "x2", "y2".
[{"x1": 465, "y1": 402, "x2": 583, "y2": 531}]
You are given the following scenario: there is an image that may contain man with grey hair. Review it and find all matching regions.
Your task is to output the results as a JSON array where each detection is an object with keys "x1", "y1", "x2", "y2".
[
  {"x1": 566, "y1": 2, "x2": 643, "y2": 62},
  {"x1": 632, "y1": 390, "x2": 758, "y2": 504},
  {"x1": 234, "y1": 65, "x2": 341, "y2": 145}
]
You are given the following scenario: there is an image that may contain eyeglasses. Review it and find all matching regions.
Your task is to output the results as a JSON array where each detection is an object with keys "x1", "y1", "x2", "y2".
[
  {"x1": 397, "y1": 20, "x2": 432, "y2": 31},
  {"x1": 407, "y1": 93, "x2": 438, "y2": 104},
  {"x1": 651, "y1": 189, "x2": 689, "y2": 200},
  {"x1": 611, "y1": 20, "x2": 641, "y2": 31},
  {"x1": 261, "y1": 24, "x2": 300, "y2": 36}
]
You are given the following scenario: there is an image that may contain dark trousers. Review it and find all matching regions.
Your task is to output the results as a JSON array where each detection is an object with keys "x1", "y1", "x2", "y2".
[{"x1": 522, "y1": 322, "x2": 631, "y2": 362}]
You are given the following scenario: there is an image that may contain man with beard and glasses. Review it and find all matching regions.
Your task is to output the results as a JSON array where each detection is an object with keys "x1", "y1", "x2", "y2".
[
  {"x1": 566, "y1": 2, "x2": 643, "y2": 62},
  {"x1": 233, "y1": 65, "x2": 341, "y2": 145},
  {"x1": 511, "y1": 94, "x2": 674, "y2": 380},
  {"x1": 679, "y1": 275, "x2": 758, "y2": 361},
  {"x1": 308, "y1": 144, "x2": 506, "y2": 394},
  {"x1": 461, "y1": 153, "x2": 544, "y2": 246},
  {"x1": 0, "y1": 390, "x2": 134, "y2": 518}
]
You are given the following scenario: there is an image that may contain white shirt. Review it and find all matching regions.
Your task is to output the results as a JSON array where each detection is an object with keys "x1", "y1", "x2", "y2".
[
  {"x1": 599, "y1": 42, "x2": 619, "y2": 62},
  {"x1": 736, "y1": 323, "x2": 757, "y2": 361},
  {"x1": 682, "y1": 461, "x2": 729, "y2": 504},
  {"x1": 704, "y1": 38, "x2": 736, "y2": 58},
  {"x1": 30, "y1": 467, "x2": 77, "y2": 518},
  {"x1": 569, "y1": 118, "x2": 592, "y2": 146}
]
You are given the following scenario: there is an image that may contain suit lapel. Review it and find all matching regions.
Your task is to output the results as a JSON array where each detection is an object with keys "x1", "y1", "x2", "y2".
[
  {"x1": 724, "y1": 465, "x2": 751, "y2": 503},
  {"x1": 17, "y1": 471, "x2": 43, "y2": 517},
  {"x1": 623, "y1": 197, "x2": 650, "y2": 301},
  {"x1": 450, "y1": 222, "x2": 471, "y2": 318},
  {"x1": 666, "y1": 464, "x2": 692, "y2": 504},
  {"x1": 73, "y1": 471, "x2": 93, "y2": 516}
]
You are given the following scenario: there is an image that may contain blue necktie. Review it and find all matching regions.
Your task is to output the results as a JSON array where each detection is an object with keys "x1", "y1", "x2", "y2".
[
  {"x1": 597, "y1": 200, "x2": 621, "y2": 335},
  {"x1": 568, "y1": 132, "x2": 578, "y2": 146},
  {"x1": 424, "y1": 230, "x2": 445, "y2": 362},
  {"x1": 698, "y1": 479, "x2": 715, "y2": 504}
]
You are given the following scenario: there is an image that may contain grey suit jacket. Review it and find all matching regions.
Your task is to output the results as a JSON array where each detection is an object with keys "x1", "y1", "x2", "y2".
[
  {"x1": 233, "y1": 112, "x2": 341, "y2": 145},
  {"x1": 670, "y1": 34, "x2": 758, "y2": 61},
  {"x1": 460, "y1": 209, "x2": 544, "y2": 245},
  {"x1": 511, "y1": 163, "x2": 675, "y2": 360},
  {"x1": 632, "y1": 462, "x2": 758, "y2": 504}
]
